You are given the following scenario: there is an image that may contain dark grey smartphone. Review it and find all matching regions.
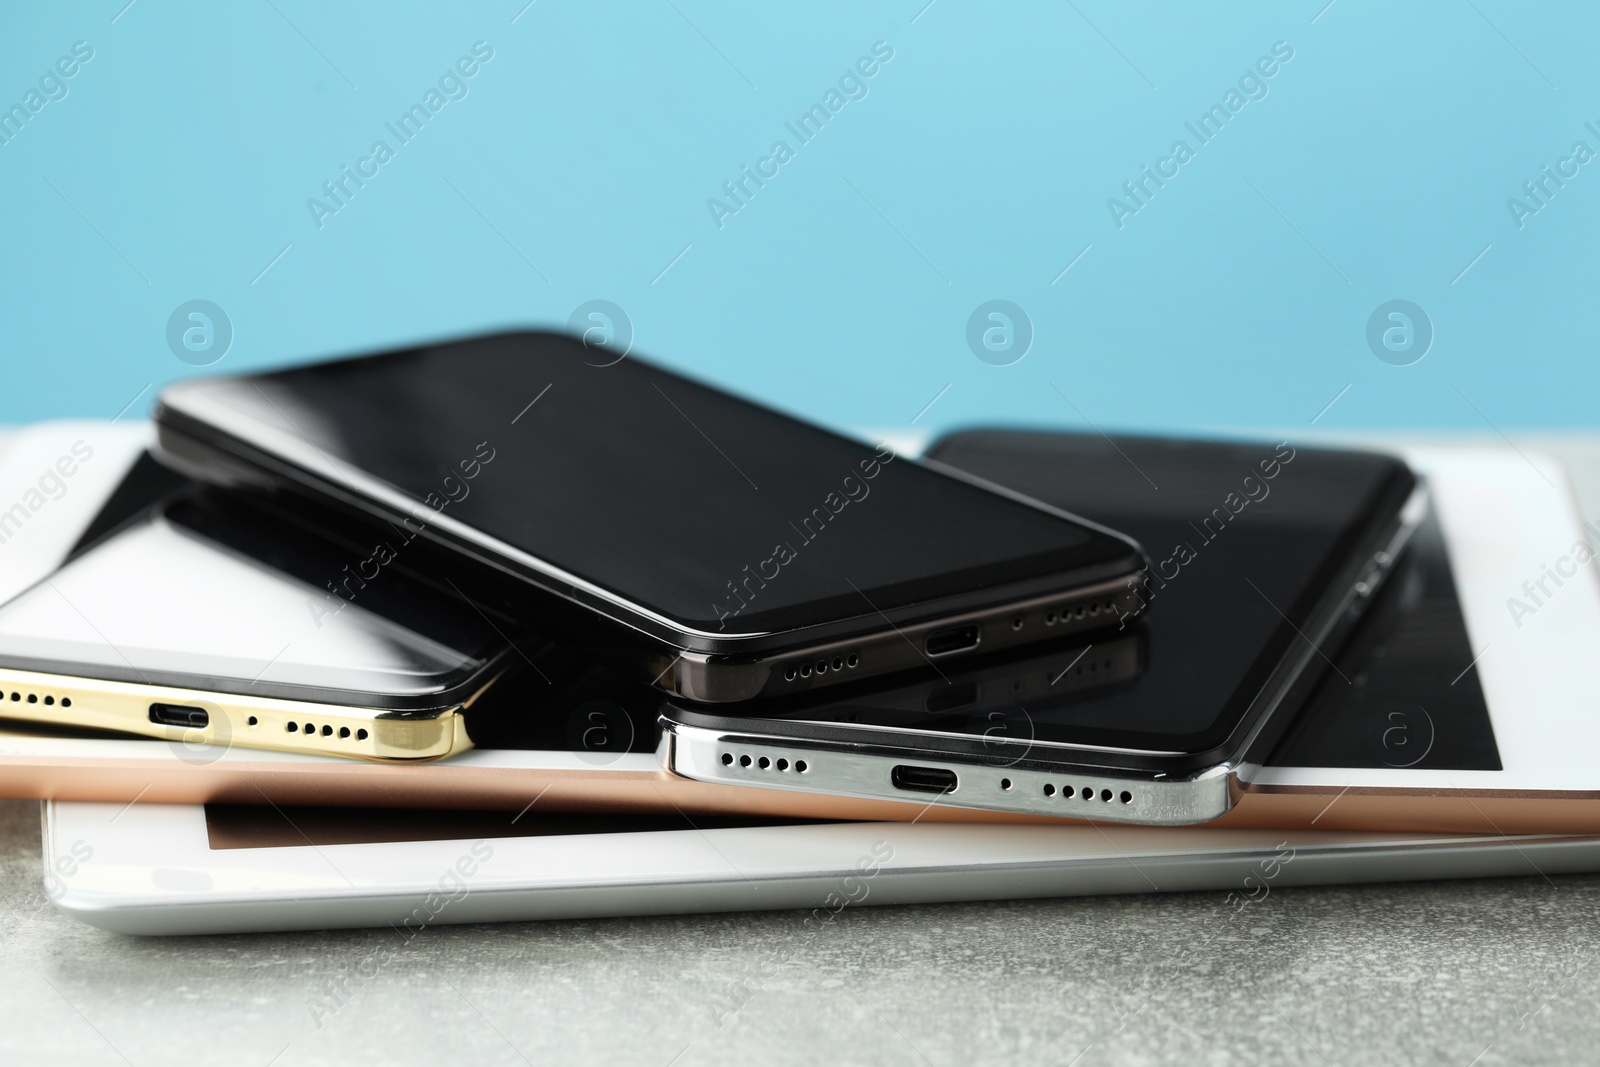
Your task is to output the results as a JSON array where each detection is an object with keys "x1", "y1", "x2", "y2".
[
  {"x1": 152, "y1": 331, "x2": 1148, "y2": 702},
  {"x1": 660, "y1": 430, "x2": 1425, "y2": 824}
]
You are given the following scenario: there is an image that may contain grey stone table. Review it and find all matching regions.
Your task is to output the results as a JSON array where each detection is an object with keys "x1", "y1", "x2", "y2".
[
  {"x1": 2, "y1": 798, "x2": 1598, "y2": 1066},
  {"x1": 4, "y1": 435, "x2": 1600, "y2": 1067}
]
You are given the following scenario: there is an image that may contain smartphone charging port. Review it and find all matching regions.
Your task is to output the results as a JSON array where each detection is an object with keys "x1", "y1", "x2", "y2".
[
  {"x1": 891, "y1": 765, "x2": 958, "y2": 794},
  {"x1": 148, "y1": 703, "x2": 209, "y2": 729},
  {"x1": 925, "y1": 624, "x2": 980, "y2": 657}
]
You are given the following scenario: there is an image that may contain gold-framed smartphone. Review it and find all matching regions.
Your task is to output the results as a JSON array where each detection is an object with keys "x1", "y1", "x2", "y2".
[
  {"x1": 0, "y1": 476, "x2": 526, "y2": 761},
  {"x1": 0, "y1": 666, "x2": 484, "y2": 761}
]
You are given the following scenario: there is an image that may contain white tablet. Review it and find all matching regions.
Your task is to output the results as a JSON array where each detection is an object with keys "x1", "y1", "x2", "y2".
[
  {"x1": 5, "y1": 425, "x2": 1600, "y2": 836},
  {"x1": 42, "y1": 796, "x2": 1600, "y2": 936},
  {"x1": 1239, "y1": 446, "x2": 1600, "y2": 833}
]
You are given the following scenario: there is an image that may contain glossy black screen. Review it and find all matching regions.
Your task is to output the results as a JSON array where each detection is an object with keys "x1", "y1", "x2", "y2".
[
  {"x1": 732, "y1": 430, "x2": 1417, "y2": 754},
  {"x1": 160, "y1": 333, "x2": 1138, "y2": 635},
  {"x1": 0, "y1": 487, "x2": 511, "y2": 708},
  {"x1": 1266, "y1": 510, "x2": 1499, "y2": 770}
]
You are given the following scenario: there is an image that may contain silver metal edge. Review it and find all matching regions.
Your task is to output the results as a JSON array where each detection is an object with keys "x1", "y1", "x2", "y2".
[{"x1": 659, "y1": 721, "x2": 1238, "y2": 826}]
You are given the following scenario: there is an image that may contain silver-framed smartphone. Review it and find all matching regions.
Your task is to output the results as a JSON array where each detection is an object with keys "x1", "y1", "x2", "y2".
[
  {"x1": 660, "y1": 430, "x2": 1426, "y2": 825},
  {"x1": 152, "y1": 330, "x2": 1149, "y2": 702}
]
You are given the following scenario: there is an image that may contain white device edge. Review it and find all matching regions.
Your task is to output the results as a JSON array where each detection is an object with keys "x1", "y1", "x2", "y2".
[{"x1": 40, "y1": 797, "x2": 1600, "y2": 936}]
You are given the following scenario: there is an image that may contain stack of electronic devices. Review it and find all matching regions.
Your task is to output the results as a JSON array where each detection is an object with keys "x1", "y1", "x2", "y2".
[{"x1": 5, "y1": 331, "x2": 1600, "y2": 935}]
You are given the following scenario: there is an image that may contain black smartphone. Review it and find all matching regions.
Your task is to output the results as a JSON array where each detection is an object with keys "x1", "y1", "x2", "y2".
[
  {"x1": 152, "y1": 331, "x2": 1148, "y2": 702},
  {"x1": 659, "y1": 429, "x2": 1425, "y2": 825},
  {"x1": 0, "y1": 470, "x2": 526, "y2": 761}
]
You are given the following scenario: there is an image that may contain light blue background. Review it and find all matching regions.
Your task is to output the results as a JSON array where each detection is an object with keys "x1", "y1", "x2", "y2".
[{"x1": 1, "y1": 1, "x2": 1594, "y2": 436}]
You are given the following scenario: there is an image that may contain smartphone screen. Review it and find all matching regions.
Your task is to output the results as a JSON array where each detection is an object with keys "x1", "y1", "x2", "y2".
[
  {"x1": 1267, "y1": 509, "x2": 1500, "y2": 771},
  {"x1": 156, "y1": 332, "x2": 1140, "y2": 638},
  {"x1": 676, "y1": 431, "x2": 1419, "y2": 758},
  {"x1": 0, "y1": 488, "x2": 514, "y2": 708}
]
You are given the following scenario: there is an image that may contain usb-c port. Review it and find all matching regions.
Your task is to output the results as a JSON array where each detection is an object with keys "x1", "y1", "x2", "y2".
[
  {"x1": 925, "y1": 624, "x2": 980, "y2": 657},
  {"x1": 148, "y1": 703, "x2": 209, "y2": 729},
  {"x1": 891, "y1": 765, "x2": 958, "y2": 794}
]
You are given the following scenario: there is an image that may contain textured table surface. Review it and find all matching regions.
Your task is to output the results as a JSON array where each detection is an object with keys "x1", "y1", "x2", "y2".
[{"x1": 4, "y1": 435, "x2": 1600, "y2": 1067}]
